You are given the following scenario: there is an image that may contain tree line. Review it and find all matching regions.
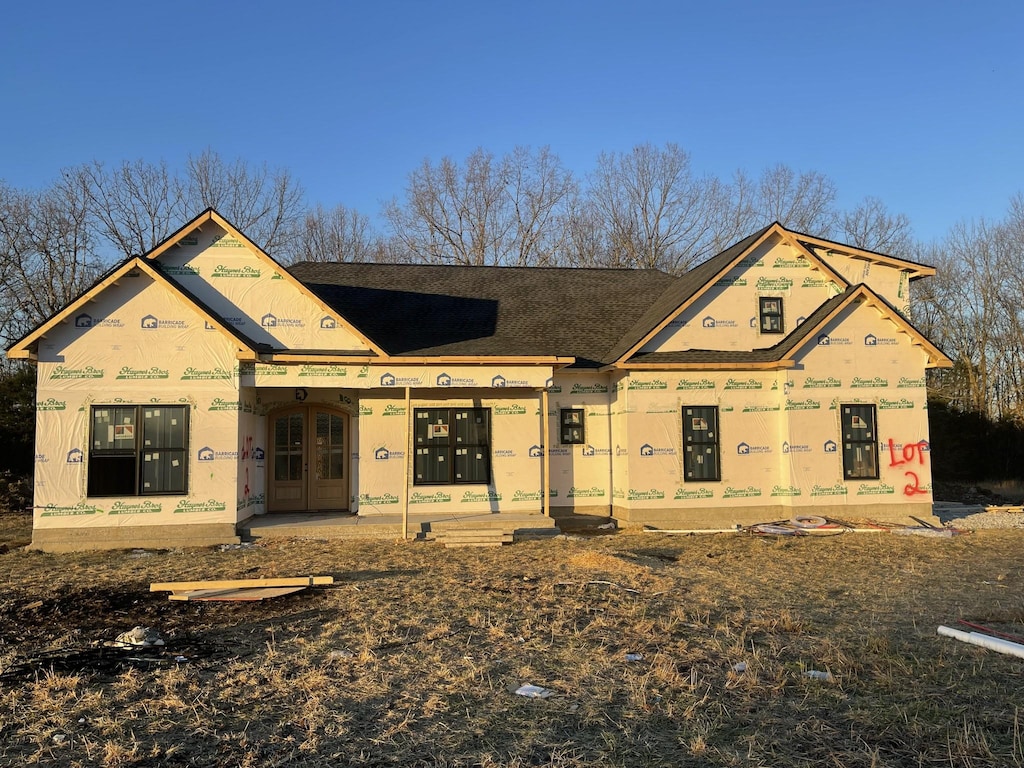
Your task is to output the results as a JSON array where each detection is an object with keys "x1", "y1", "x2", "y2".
[{"x1": 1, "y1": 144, "x2": 1022, "y2": 430}]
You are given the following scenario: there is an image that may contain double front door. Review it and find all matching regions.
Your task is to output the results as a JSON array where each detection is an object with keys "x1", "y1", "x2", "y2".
[{"x1": 268, "y1": 406, "x2": 349, "y2": 512}]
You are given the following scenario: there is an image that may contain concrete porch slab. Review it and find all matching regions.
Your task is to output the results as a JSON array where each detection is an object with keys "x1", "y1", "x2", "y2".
[{"x1": 240, "y1": 511, "x2": 560, "y2": 542}]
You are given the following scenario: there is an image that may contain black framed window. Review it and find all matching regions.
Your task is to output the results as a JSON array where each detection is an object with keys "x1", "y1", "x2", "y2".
[
  {"x1": 560, "y1": 408, "x2": 585, "y2": 444},
  {"x1": 683, "y1": 406, "x2": 720, "y2": 482},
  {"x1": 414, "y1": 407, "x2": 491, "y2": 485},
  {"x1": 841, "y1": 404, "x2": 879, "y2": 479},
  {"x1": 88, "y1": 405, "x2": 189, "y2": 496},
  {"x1": 759, "y1": 296, "x2": 784, "y2": 334}
]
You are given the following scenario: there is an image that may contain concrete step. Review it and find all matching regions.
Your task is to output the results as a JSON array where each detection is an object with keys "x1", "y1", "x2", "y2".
[
  {"x1": 442, "y1": 541, "x2": 506, "y2": 548},
  {"x1": 427, "y1": 516, "x2": 557, "y2": 533},
  {"x1": 433, "y1": 529, "x2": 514, "y2": 548}
]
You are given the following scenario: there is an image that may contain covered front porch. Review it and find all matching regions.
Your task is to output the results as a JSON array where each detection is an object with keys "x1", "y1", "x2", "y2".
[{"x1": 240, "y1": 509, "x2": 611, "y2": 543}]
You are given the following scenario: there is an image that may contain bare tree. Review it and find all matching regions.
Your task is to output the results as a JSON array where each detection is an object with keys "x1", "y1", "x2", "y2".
[
  {"x1": 585, "y1": 143, "x2": 731, "y2": 273},
  {"x1": 184, "y1": 149, "x2": 305, "y2": 255},
  {"x1": 919, "y1": 221, "x2": 1005, "y2": 415},
  {"x1": 384, "y1": 146, "x2": 576, "y2": 266},
  {"x1": 839, "y1": 196, "x2": 914, "y2": 257},
  {"x1": 561, "y1": 195, "x2": 607, "y2": 268},
  {"x1": 0, "y1": 180, "x2": 103, "y2": 349},
  {"x1": 68, "y1": 159, "x2": 185, "y2": 257},
  {"x1": 284, "y1": 203, "x2": 377, "y2": 264},
  {"x1": 754, "y1": 164, "x2": 838, "y2": 234}
]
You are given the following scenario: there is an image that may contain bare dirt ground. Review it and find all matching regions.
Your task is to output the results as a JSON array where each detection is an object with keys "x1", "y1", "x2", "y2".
[{"x1": 1, "y1": 512, "x2": 1023, "y2": 767}]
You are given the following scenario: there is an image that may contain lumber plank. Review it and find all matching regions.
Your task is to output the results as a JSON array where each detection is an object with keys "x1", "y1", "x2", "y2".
[
  {"x1": 151, "y1": 575, "x2": 333, "y2": 592},
  {"x1": 168, "y1": 586, "x2": 306, "y2": 601}
]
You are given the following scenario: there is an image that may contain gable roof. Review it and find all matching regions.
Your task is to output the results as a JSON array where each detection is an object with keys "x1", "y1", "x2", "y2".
[
  {"x1": 8, "y1": 212, "x2": 947, "y2": 371},
  {"x1": 6, "y1": 257, "x2": 269, "y2": 361},
  {"x1": 288, "y1": 261, "x2": 679, "y2": 367},
  {"x1": 620, "y1": 283, "x2": 952, "y2": 370},
  {"x1": 605, "y1": 222, "x2": 854, "y2": 364},
  {"x1": 147, "y1": 209, "x2": 387, "y2": 357},
  {"x1": 790, "y1": 230, "x2": 936, "y2": 279}
]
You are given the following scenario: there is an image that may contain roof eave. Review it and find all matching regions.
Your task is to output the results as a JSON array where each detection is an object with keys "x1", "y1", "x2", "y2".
[{"x1": 603, "y1": 360, "x2": 796, "y2": 372}]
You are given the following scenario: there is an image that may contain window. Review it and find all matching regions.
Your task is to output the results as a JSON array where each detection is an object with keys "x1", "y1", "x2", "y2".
[
  {"x1": 683, "y1": 406, "x2": 720, "y2": 482},
  {"x1": 759, "y1": 296, "x2": 784, "y2": 334},
  {"x1": 414, "y1": 407, "x2": 491, "y2": 484},
  {"x1": 841, "y1": 404, "x2": 878, "y2": 479},
  {"x1": 560, "y1": 408, "x2": 585, "y2": 444},
  {"x1": 88, "y1": 405, "x2": 189, "y2": 496}
]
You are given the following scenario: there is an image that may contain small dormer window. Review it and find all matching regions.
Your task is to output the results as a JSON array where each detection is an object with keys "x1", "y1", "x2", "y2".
[{"x1": 759, "y1": 297, "x2": 784, "y2": 334}]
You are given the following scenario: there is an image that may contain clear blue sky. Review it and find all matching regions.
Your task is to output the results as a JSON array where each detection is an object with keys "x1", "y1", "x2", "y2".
[{"x1": 1, "y1": 0, "x2": 1021, "y2": 243}]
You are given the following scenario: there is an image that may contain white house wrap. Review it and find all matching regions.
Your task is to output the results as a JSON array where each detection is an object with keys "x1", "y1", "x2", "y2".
[{"x1": 8, "y1": 210, "x2": 951, "y2": 550}]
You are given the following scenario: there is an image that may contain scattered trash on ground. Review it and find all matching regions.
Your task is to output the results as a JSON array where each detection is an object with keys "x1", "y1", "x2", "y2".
[
  {"x1": 803, "y1": 670, "x2": 833, "y2": 681},
  {"x1": 514, "y1": 684, "x2": 554, "y2": 698},
  {"x1": 0, "y1": 639, "x2": 203, "y2": 683},
  {"x1": 109, "y1": 626, "x2": 165, "y2": 648},
  {"x1": 731, "y1": 661, "x2": 747, "y2": 673},
  {"x1": 748, "y1": 517, "x2": 850, "y2": 536},
  {"x1": 150, "y1": 575, "x2": 334, "y2": 601},
  {"x1": 744, "y1": 515, "x2": 970, "y2": 537},
  {"x1": 938, "y1": 625, "x2": 1024, "y2": 660},
  {"x1": 219, "y1": 542, "x2": 256, "y2": 552},
  {"x1": 624, "y1": 652, "x2": 644, "y2": 662},
  {"x1": 956, "y1": 619, "x2": 1024, "y2": 643}
]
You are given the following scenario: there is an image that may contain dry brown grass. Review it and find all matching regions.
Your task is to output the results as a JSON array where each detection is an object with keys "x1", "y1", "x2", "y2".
[{"x1": 1, "y1": 527, "x2": 1023, "y2": 766}]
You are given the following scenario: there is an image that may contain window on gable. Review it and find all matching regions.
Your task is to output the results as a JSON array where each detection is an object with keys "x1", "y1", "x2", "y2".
[
  {"x1": 560, "y1": 408, "x2": 585, "y2": 444},
  {"x1": 413, "y1": 407, "x2": 491, "y2": 485},
  {"x1": 841, "y1": 404, "x2": 879, "y2": 480},
  {"x1": 759, "y1": 296, "x2": 784, "y2": 334},
  {"x1": 683, "y1": 406, "x2": 721, "y2": 482},
  {"x1": 88, "y1": 405, "x2": 189, "y2": 496}
]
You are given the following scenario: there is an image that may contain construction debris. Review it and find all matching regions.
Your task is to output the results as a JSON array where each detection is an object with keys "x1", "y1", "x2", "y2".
[
  {"x1": 803, "y1": 670, "x2": 833, "y2": 681},
  {"x1": 150, "y1": 575, "x2": 334, "y2": 602},
  {"x1": 938, "y1": 625, "x2": 1024, "y2": 660},
  {"x1": 514, "y1": 684, "x2": 554, "y2": 698},
  {"x1": 748, "y1": 518, "x2": 849, "y2": 536},
  {"x1": 110, "y1": 626, "x2": 165, "y2": 648}
]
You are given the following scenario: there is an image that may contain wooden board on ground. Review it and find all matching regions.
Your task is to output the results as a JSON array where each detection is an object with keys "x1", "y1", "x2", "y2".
[
  {"x1": 150, "y1": 576, "x2": 334, "y2": 592},
  {"x1": 168, "y1": 586, "x2": 307, "y2": 601},
  {"x1": 151, "y1": 575, "x2": 334, "y2": 602}
]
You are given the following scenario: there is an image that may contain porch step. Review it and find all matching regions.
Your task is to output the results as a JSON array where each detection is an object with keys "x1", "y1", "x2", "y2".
[
  {"x1": 240, "y1": 512, "x2": 559, "y2": 542},
  {"x1": 427, "y1": 515, "x2": 558, "y2": 533},
  {"x1": 433, "y1": 529, "x2": 514, "y2": 548}
]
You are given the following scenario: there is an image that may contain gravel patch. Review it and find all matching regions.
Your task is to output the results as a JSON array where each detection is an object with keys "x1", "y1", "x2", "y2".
[{"x1": 934, "y1": 503, "x2": 1024, "y2": 530}]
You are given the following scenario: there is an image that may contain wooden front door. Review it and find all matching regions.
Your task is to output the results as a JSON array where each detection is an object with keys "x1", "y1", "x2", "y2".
[{"x1": 268, "y1": 406, "x2": 349, "y2": 512}]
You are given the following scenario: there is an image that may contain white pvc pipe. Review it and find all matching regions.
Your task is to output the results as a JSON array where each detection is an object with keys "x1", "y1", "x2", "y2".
[{"x1": 937, "y1": 625, "x2": 1024, "y2": 660}]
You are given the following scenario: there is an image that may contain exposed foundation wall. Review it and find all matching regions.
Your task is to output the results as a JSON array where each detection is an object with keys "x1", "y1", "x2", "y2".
[{"x1": 30, "y1": 523, "x2": 240, "y2": 553}]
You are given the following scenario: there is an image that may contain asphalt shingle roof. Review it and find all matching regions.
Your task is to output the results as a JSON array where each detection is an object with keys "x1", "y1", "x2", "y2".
[
  {"x1": 288, "y1": 262, "x2": 681, "y2": 367},
  {"x1": 602, "y1": 225, "x2": 775, "y2": 363}
]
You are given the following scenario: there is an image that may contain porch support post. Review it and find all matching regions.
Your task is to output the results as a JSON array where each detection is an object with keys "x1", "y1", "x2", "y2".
[
  {"x1": 542, "y1": 388, "x2": 551, "y2": 518},
  {"x1": 402, "y1": 386, "x2": 411, "y2": 540}
]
